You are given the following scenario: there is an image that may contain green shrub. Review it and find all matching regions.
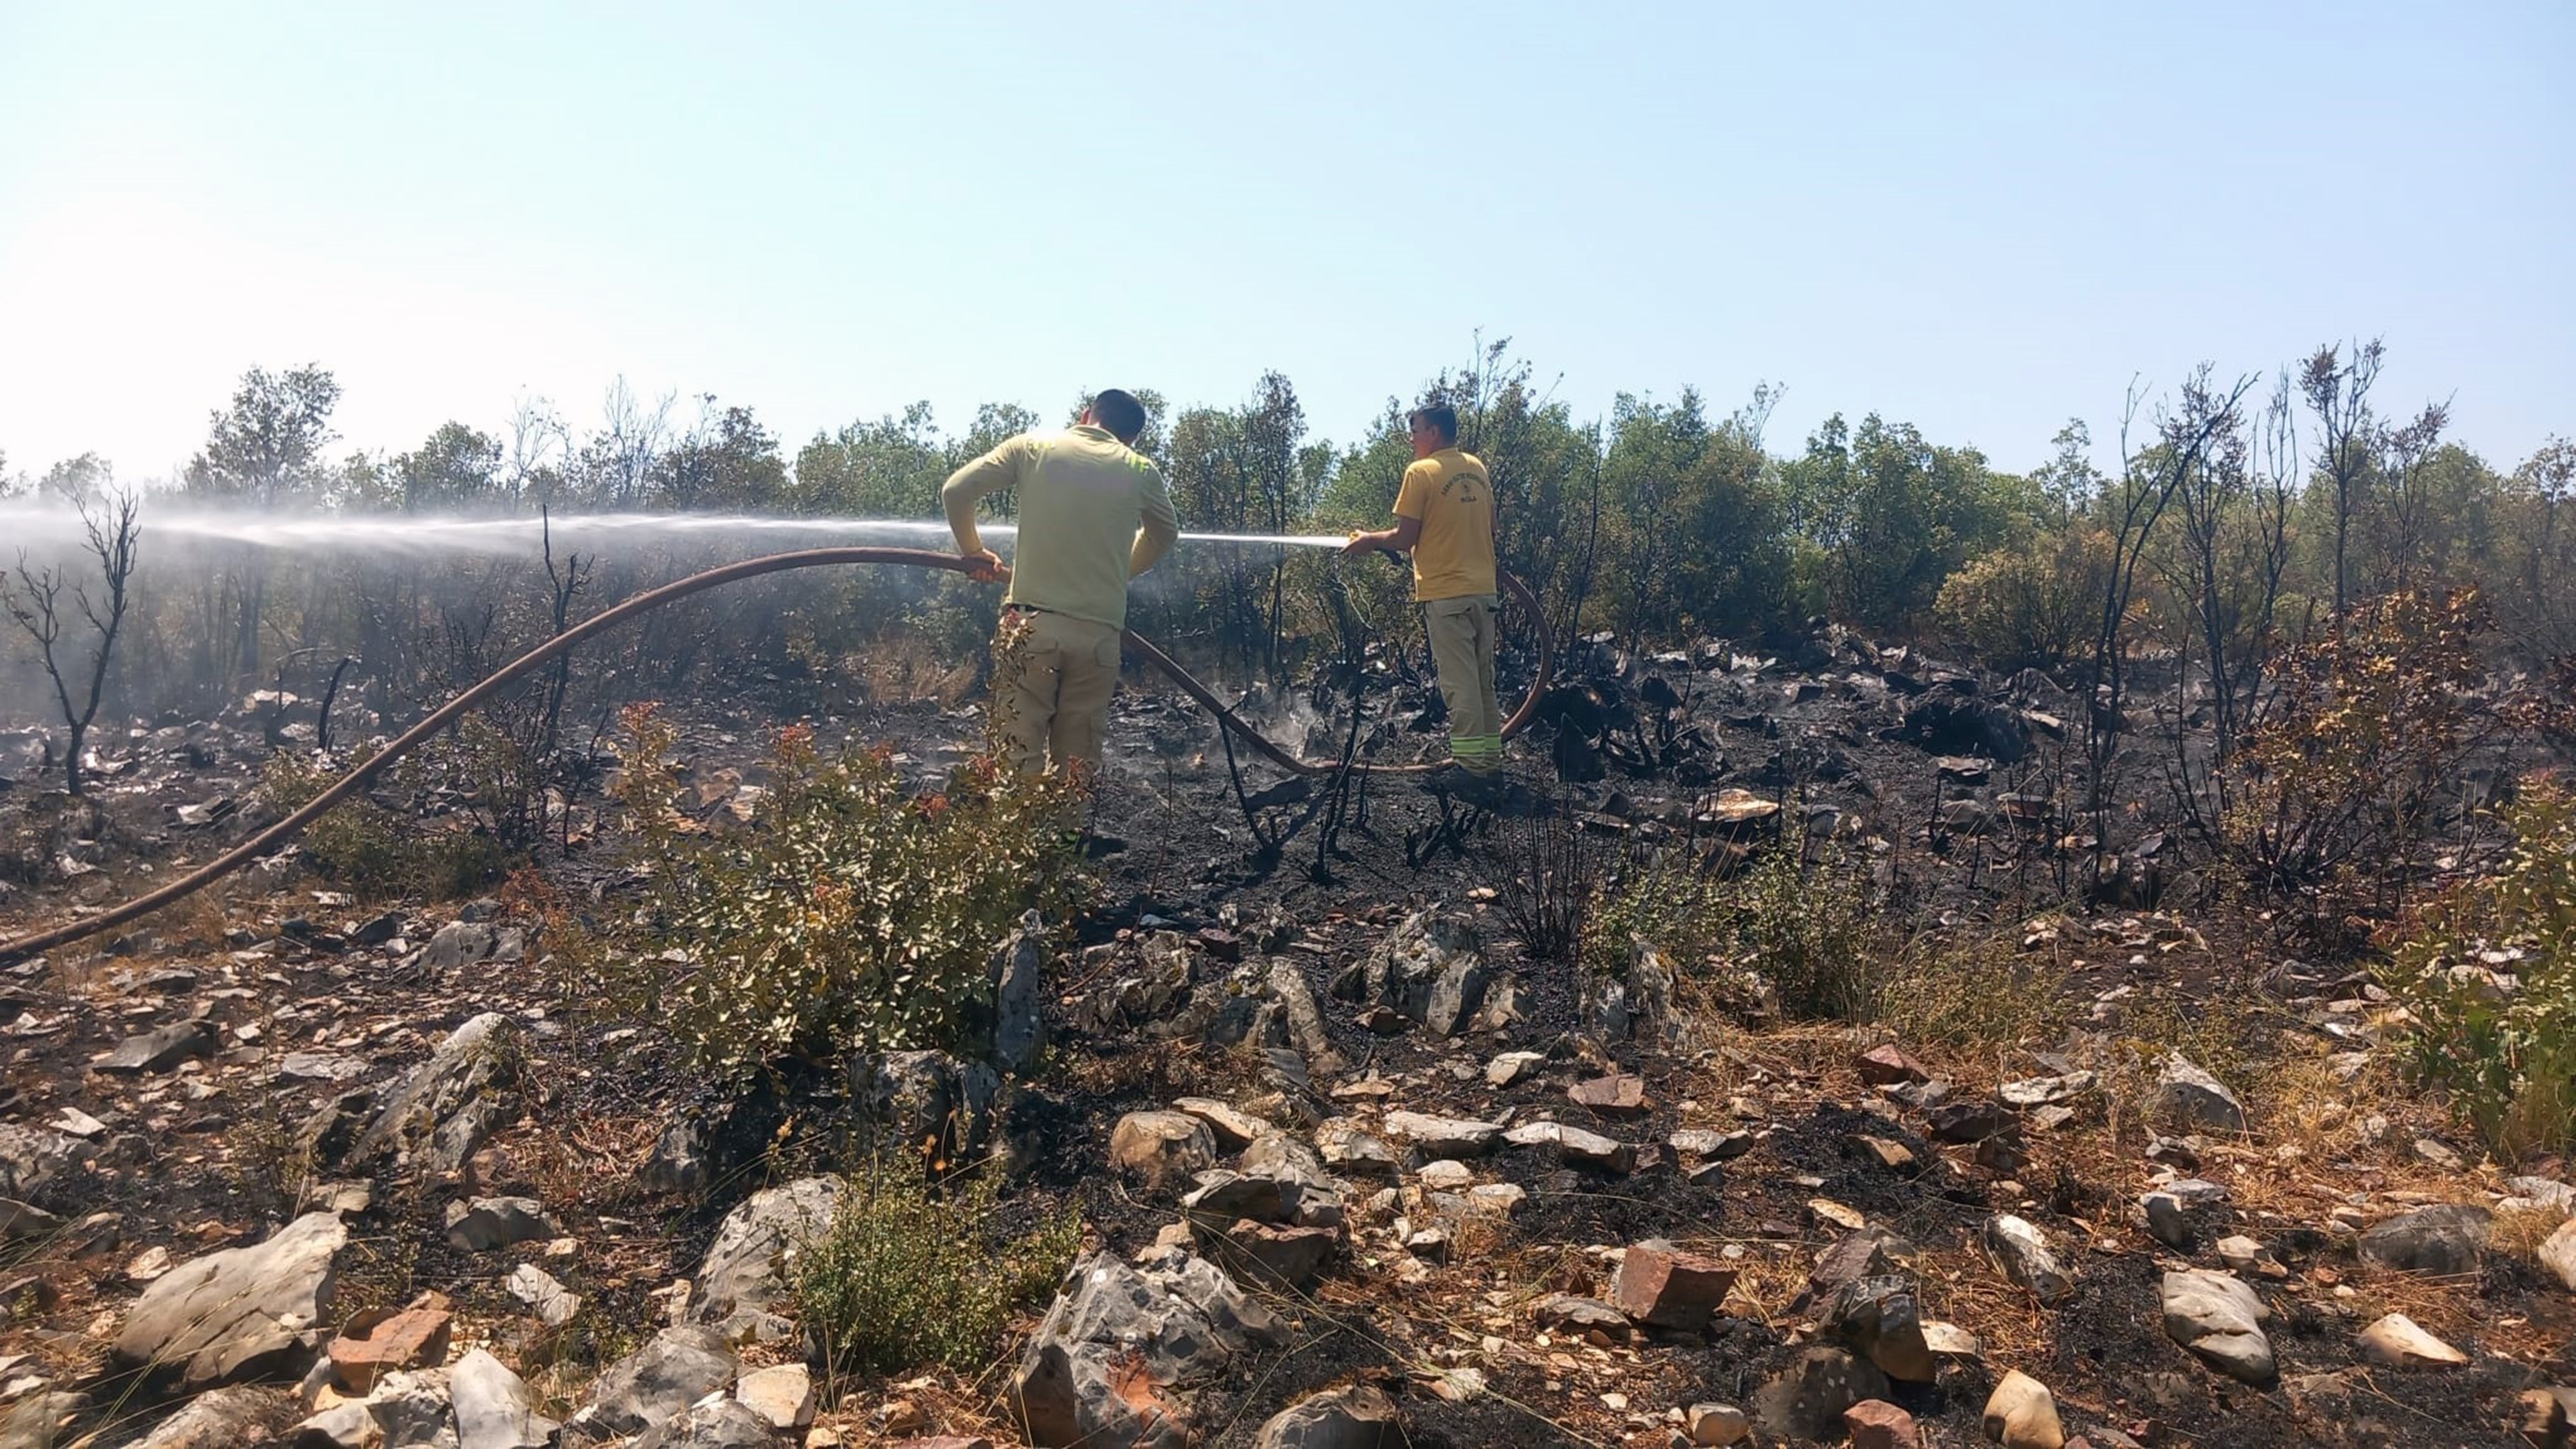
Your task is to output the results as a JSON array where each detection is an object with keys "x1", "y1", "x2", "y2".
[
  {"x1": 1932, "y1": 525, "x2": 2110, "y2": 671},
  {"x1": 794, "y1": 1163, "x2": 1080, "y2": 1376},
  {"x1": 1726, "y1": 843, "x2": 1887, "y2": 1021},
  {"x1": 260, "y1": 747, "x2": 506, "y2": 899},
  {"x1": 573, "y1": 706, "x2": 1081, "y2": 1085},
  {"x1": 2386, "y1": 774, "x2": 2576, "y2": 1161}
]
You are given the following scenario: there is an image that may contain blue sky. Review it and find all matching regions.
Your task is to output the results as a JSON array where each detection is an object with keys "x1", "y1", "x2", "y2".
[{"x1": 2, "y1": 2, "x2": 2567, "y2": 483}]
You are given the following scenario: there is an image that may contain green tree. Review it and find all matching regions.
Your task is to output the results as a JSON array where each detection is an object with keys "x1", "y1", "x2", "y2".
[
  {"x1": 1782, "y1": 413, "x2": 2026, "y2": 631},
  {"x1": 183, "y1": 364, "x2": 342, "y2": 503},
  {"x1": 394, "y1": 422, "x2": 507, "y2": 513},
  {"x1": 651, "y1": 401, "x2": 787, "y2": 511},
  {"x1": 37, "y1": 452, "x2": 113, "y2": 506}
]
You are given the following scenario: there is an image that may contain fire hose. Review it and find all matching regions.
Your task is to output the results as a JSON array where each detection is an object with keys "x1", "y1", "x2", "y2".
[{"x1": 0, "y1": 546, "x2": 1551, "y2": 961}]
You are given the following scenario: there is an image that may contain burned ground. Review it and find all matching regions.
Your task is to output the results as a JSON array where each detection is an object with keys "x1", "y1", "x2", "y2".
[{"x1": 1, "y1": 624, "x2": 2571, "y2": 1448}]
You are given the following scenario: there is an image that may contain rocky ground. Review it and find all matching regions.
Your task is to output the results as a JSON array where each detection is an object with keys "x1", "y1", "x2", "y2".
[{"x1": 1, "y1": 628, "x2": 2573, "y2": 1448}]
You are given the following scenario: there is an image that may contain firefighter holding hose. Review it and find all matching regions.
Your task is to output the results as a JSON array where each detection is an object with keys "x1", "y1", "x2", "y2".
[
  {"x1": 943, "y1": 389, "x2": 1179, "y2": 792},
  {"x1": 1343, "y1": 402, "x2": 1506, "y2": 802}
]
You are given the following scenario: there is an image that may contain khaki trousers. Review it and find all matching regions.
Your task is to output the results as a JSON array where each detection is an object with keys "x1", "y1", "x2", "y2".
[
  {"x1": 993, "y1": 607, "x2": 1122, "y2": 780},
  {"x1": 1423, "y1": 593, "x2": 1502, "y2": 773}
]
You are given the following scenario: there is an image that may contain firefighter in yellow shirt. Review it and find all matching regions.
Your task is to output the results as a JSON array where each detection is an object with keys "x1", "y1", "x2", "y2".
[
  {"x1": 943, "y1": 389, "x2": 1180, "y2": 787},
  {"x1": 1343, "y1": 403, "x2": 1504, "y2": 796}
]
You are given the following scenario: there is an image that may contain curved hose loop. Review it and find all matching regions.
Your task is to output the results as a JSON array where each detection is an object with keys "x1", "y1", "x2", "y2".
[{"x1": 0, "y1": 547, "x2": 1552, "y2": 962}]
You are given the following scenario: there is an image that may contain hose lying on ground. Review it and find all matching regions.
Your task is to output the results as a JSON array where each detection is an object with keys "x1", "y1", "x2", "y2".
[{"x1": 0, "y1": 547, "x2": 1552, "y2": 961}]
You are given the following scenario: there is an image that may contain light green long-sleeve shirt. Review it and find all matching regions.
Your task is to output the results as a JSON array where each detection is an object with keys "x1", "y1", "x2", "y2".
[{"x1": 942, "y1": 424, "x2": 1180, "y2": 630}]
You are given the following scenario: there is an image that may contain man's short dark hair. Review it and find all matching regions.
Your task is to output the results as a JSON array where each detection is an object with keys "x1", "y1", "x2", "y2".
[
  {"x1": 1409, "y1": 404, "x2": 1459, "y2": 445},
  {"x1": 1091, "y1": 389, "x2": 1148, "y2": 444}
]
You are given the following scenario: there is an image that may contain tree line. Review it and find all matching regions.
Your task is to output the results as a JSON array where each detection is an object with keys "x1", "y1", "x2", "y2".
[{"x1": 4, "y1": 338, "x2": 2570, "y2": 755}]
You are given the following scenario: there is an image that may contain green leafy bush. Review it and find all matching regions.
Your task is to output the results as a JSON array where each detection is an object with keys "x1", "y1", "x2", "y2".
[
  {"x1": 1725, "y1": 843, "x2": 1887, "y2": 1022},
  {"x1": 1932, "y1": 525, "x2": 2113, "y2": 670},
  {"x1": 574, "y1": 706, "x2": 1081, "y2": 1084},
  {"x1": 2387, "y1": 775, "x2": 2576, "y2": 1161},
  {"x1": 794, "y1": 1163, "x2": 1080, "y2": 1376},
  {"x1": 260, "y1": 747, "x2": 506, "y2": 899}
]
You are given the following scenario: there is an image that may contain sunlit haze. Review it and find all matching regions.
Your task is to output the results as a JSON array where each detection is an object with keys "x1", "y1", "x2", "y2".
[{"x1": 2, "y1": 2, "x2": 2568, "y2": 481}]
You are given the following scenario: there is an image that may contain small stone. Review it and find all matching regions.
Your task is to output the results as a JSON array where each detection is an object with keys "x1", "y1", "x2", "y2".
[
  {"x1": 1611, "y1": 1241, "x2": 1739, "y2": 1330},
  {"x1": 1845, "y1": 1398, "x2": 1921, "y2": 1449},
  {"x1": 2162, "y1": 1268, "x2": 2275, "y2": 1385},
  {"x1": 1927, "y1": 1100, "x2": 2013, "y2": 1144},
  {"x1": 326, "y1": 1294, "x2": 453, "y2": 1394},
  {"x1": 2141, "y1": 1193, "x2": 2191, "y2": 1251},
  {"x1": 1380, "y1": 1111, "x2": 1503, "y2": 1159},
  {"x1": 2518, "y1": 1388, "x2": 2573, "y2": 1449},
  {"x1": 2216, "y1": 1236, "x2": 2275, "y2": 1275},
  {"x1": 94, "y1": 1019, "x2": 221, "y2": 1075},
  {"x1": 2358, "y1": 1312, "x2": 2469, "y2": 1368},
  {"x1": 1224, "y1": 1219, "x2": 1336, "y2": 1289},
  {"x1": 1171, "y1": 1098, "x2": 1271, "y2": 1151},
  {"x1": 2000, "y1": 1072, "x2": 2096, "y2": 1107},
  {"x1": 2359, "y1": 1203, "x2": 2492, "y2": 1276},
  {"x1": 736, "y1": 1363, "x2": 817, "y2": 1429},
  {"x1": 2535, "y1": 1217, "x2": 2576, "y2": 1292},
  {"x1": 1252, "y1": 1384, "x2": 1400, "y2": 1448},
  {"x1": 1922, "y1": 1320, "x2": 1980, "y2": 1357},
  {"x1": 1569, "y1": 1074, "x2": 1648, "y2": 1116},
  {"x1": 291, "y1": 1401, "x2": 375, "y2": 1449},
  {"x1": 1669, "y1": 1128, "x2": 1752, "y2": 1160},
  {"x1": 1417, "y1": 1160, "x2": 1474, "y2": 1191},
  {"x1": 1855, "y1": 1045, "x2": 1929, "y2": 1086},
  {"x1": 1808, "y1": 1198, "x2": 1868, "y2": 1232},
  {"x1": 1984, "y1": 1215, "x2": 2074, "y2": 1305},
  {"x1": 1486, "y1": 1052, "x2": 1545, "y2": 1088},
  {"x1": 2147, "y1": 1053, "x2": 2245, "y2": 1133},
  {"x1": 1108, "y1": 1111, "x2": 1219, "y2": 1191},
  {"x1": 506, "y1": 1263, "x2": 581, "y2": 1329},
  {"x1": 1537, "y1": 1296, "x2": 1631, "y2": 1343},
  {"x1": 2414, "y1": 1137, "x2": 2465, "y2": 1171},
  {"x1": 444, "y1": 1197, "x2": 557, "y2": 1253},
  {"x1": 1685, "y1": 1403, "x2": 1750, "y2": 1446},
  {"x1": 1823, "y1": 1276, "x2": 1935, "y2": 1383},
  {"x1": 1982, "y1": 1370, "x2": 2066, "y2": 1449},
  {"x1": 1855, "y1": 1136, "x2": 1915, "y2": 1170}
]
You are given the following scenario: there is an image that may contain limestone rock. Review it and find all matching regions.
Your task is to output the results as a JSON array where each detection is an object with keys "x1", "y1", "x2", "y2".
[
  {"x1": 2147, "y1": 1053, "x2": 2244, "y2": 1133},
  {"x1": 2161, "y1": 1268, "x2": 2275, "y2": 1385},
  {"x1": 113, "y1": 1212, "x2": 348, "y2": 1387},
  {"x1": 505, "y1": 1264, "x2": 580, "y2": 1329},
  {"x1": 130, "y1": 1387, "x2": 279, "y2": 1449},
  {"x1": 1753, "y1": 1347, "x2": 1890, "y2": 1442},
  {"x1": 1380, "y1": 1111, "x2": 1502, "y2": 1160},
  {"x1": 1335, "y1": 911, "x2": 1489, "y2": 1036},
  {"x1": 1171, "y1": 1098, "x2": 1271, "y2": 1152},
  {"x1": 1110, "y1": 1112, "x2": 1220, "y2": 1190},
  {"x1": 2357, "y1": 1312, "x2": 2468, "y2": 1368},
  {"x1": 1823, "y1": 1276, "x2": 1935, "y2": 1382},
  {"x1": 451, "y1": 1348, "x2": 557, "y2": 1449},
  {"x1": 94, "y1": 1018, "x2": 221, "y2": 1075},
  {"x1": 852, "y1": 1050, "x2": 1001, "y2": 1165},
  {"x1": 1686, "y1": 1403, "x2": 1751, "y2": 1445},
  {"x1": 987, "y1": 911, "x2": 1048, "y2": 1074},
  {"x1": 1011, "y1": 1252, "x2": 1284, "y2": 1449},
  {"x1": 2540, "y1": 1217, "x2": 2576, "y2": 1292},
  {"x1": 734, "y1": 1363, "x2": 816, "y2": 1430},
  {"x1": 689, "y1": 1176, "x2": 843, "y2": 1340},
  {"x1": 1252, "y1": 1384, "x2": 1400, "y2": 1448},
  {"x1": 631, "y1": 1397, "x2": 772, "y2": 1449},
  {"x1": 2359, "y1": 1204, "x2": 2492, "y2": 1276},
  {"x1": 336, "y1": 1012, "x2": 526, "y2": 1174},
  {"x1": 567, "y1": 1326, "x2": 735, "y2": 1439},
  {"x1": 444, "y1": 1197, "x2": 556, "y2": 1253},
  {"x1": 1980, "y1": 1370, "x2": 2065, "y2": 1449},
  {"x1": 1984, "y1": 1215, "x2": 2073, "y2": 1306}
]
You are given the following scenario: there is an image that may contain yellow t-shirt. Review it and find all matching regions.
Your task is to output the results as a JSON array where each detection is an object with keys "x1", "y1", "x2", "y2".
[
  {"x1": 941, "y1": 425, "x2": 1180, "y2": 630},
  {"x1": 1393, "y1": 447, "x2": 1495, "y2": 601}
]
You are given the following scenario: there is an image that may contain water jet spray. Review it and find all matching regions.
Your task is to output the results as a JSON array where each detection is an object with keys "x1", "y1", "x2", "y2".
[{"x1": 0, "y1": 541, "x2": 1549, "y2": 962}]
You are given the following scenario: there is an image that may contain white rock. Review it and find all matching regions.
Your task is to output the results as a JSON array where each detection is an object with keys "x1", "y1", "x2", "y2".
[{"x1": 2359, "y1": 1312, "x2": 2468, "y2": 1368}]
